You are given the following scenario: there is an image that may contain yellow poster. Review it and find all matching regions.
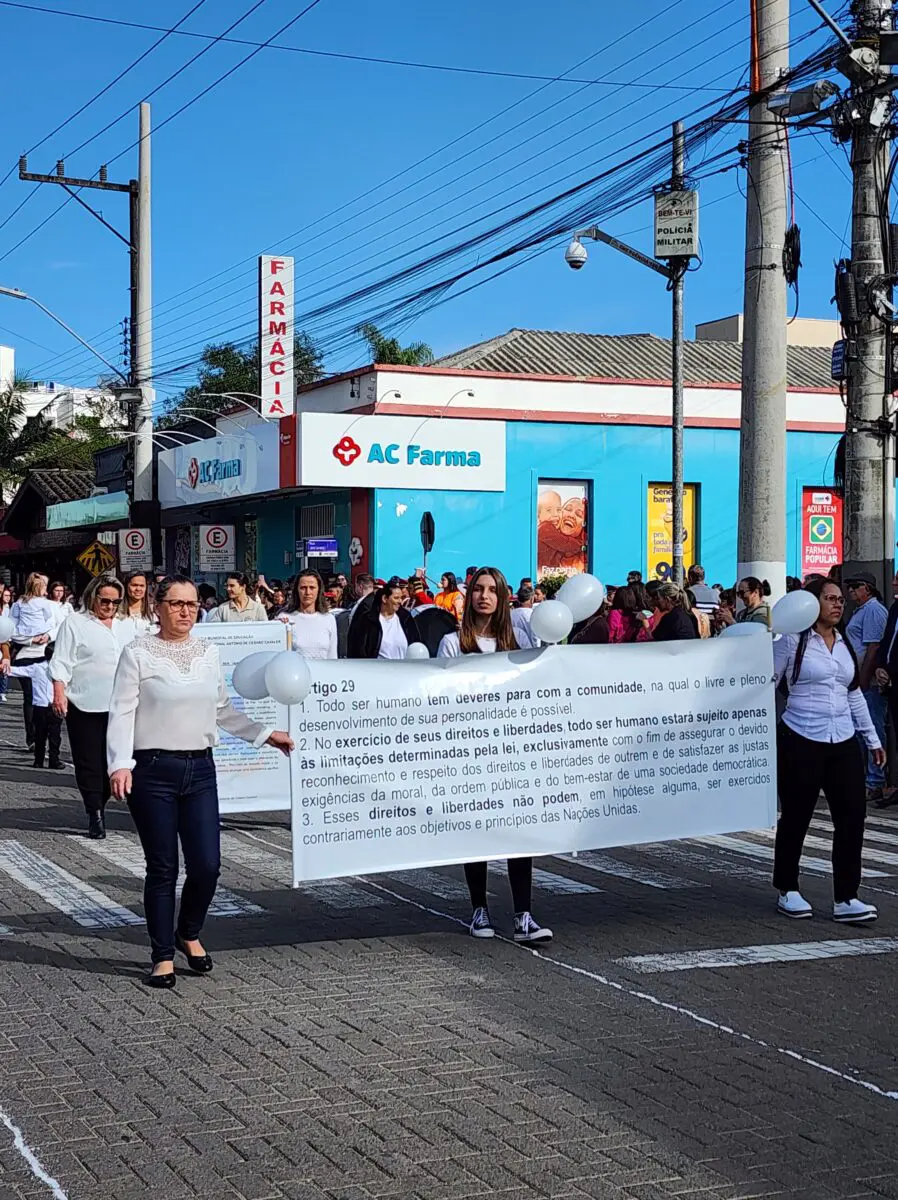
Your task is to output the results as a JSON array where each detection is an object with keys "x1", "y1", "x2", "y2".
[{"x1": 646, "y1": 483, "x2": 698, "y2": 580}]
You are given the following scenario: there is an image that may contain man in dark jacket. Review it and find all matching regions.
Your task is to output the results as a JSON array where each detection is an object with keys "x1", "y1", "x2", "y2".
[
  {"x1": 347, "y1": 580, "x2": 424, "y2": 659},
  {"x1": 873, "y1": 570, "x2": 898, "y2": 806}
]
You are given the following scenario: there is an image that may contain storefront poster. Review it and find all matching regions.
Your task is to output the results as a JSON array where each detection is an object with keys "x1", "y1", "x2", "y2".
[
  {"x1": 801, "y1": 487, "x2": 842, "y2": 576},
  {"x1": 194, "y1": 622, "x2": 291, "y2": 814},
  {"x1": 536, "y1": 480, "x2": 588, "y2": 577},
  {"x1": 646, "y1": 482, "x2": 698, "y2": 580},
  {"x1": 289, "y1": 638, "x2": 776, "y2": 884}
]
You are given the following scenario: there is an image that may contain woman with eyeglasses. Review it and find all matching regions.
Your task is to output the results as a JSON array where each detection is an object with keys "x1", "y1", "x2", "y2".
[
  {"x1": 50, "y1": 576, "x2": 137, "y2": 837},
  {"x1": 772, "y1": 577, "x2": 883, "y2": 924},
  {"x1": 718, "y1": 577, "x2": 772, "y2": 629},
  {"x1": 107, "y1": 576, "x2": 293, "y2": 989}
]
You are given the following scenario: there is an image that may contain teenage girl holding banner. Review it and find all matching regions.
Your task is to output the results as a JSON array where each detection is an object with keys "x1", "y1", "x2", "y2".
[{"x1": 438, "y1": 567, "x2": 553, "y2": 944}]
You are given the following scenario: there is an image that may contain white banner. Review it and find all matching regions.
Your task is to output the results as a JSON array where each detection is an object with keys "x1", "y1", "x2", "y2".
[
  {"x1": 290, "y1": 638, "x2": 776, "y2": 884},
  {"x1": 194, "y1": 622, "x2": 292, "y2": 814}
]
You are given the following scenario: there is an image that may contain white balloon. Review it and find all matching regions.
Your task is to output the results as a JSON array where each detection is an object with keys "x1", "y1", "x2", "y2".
[
  {"x1": 771, "y1": 590, "x2": 820, "y2": 636},
  {"x1": 556, "y1": 574, "x2": 606, "y2": 622},
  {"x1": 529, "y1": 599, "x2": 574, "y2": 645},
  {"x1": 264, "y1": 651, "x2": 312, "y2": 706},
  {"x1": 232, "y1": 651, "x2": 277, "y2": 700},
  {"x1": 405, "y1": 641, "x2": 430, "y2": 660},
  {"x1": 0, "y1": 615, "x2": 14, "y2": 644},
  {"x1": 720, "y1": 621, "x2": 767, "y2": 638}
]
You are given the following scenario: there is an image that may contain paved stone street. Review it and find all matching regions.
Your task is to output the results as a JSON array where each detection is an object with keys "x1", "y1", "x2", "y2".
[{"x1": 0, "y1": 690, "x2": 897, "y2": 1200}]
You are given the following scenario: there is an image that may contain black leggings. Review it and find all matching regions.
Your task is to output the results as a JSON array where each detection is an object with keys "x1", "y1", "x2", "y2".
[
  {"x1": 774, "y1": 725, "x2": 867, "y2": 903},
  {"x1": 32, "y1": 706, "x2": 62, "y2": 765},
  {"x1": 464, "y1": 858, "x2": 532, "y2": 913},
  {"x1": 65, "y1": 704, "x2": 110, "y2": 814}
]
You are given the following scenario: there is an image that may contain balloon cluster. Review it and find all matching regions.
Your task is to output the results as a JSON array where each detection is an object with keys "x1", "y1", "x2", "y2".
[
  {"x1": 233, "y1": 651, "x2": 312, "y2": 706},
  {"x1": 530, "y1": 574, "x2": 606, "y2": 645},
  {"x1": 720, "y1": 588, "x2": 820, "y2": 638}
]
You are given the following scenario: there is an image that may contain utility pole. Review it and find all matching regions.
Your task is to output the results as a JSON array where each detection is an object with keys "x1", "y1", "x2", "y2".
[
  {"x1": 842, "y1": 0, "x2": 894, "y2": 594},
  {"x1": 738, "y1": 0, "x2": 789, "y2": 601},
  {"x1": 19, "y1": 103, "x2": 159, "y2": 563},
  {"x1": 670, "y1": 120, "x2": 687, "y2": 586}
]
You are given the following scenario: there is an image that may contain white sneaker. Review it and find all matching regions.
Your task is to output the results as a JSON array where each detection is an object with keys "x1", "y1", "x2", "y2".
[
  {"x1": 513, "y1": 912, "x2": 553, "y2": 943},
  {"x1": 470, "y1": 906, "x2": 495, "y2": 938},
  {"x1": 833, "y1": 899, "x2": 877, "y2": 924},
  {"x1": 777, "y1": 890, "x2": 813, "y2": 918}
]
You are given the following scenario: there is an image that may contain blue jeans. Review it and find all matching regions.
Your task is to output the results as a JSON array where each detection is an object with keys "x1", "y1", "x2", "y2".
[
  {"x1": 128, "y1": 750, "x2": 220, "y2": 964},
  {"x1": 861, "y1": 687, "x2": 887, "y2": 789},
  {"x1": 0, "y1": 671, "x2": 8, "y2": 697}
]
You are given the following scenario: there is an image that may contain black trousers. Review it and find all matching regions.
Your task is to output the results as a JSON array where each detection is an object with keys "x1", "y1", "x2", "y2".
[
  {"x1": 774, "y1": 725, "x2": 867, "y2": 903},
  {"x1": 65, "y1": 704, "x2": 110, "y2": 814},
  {"x1": 464, "y1": 858, "x2": 533, "y2": 913},
  {"x1": 32, "y1": 706, "x2": 62, "y2": 766}
]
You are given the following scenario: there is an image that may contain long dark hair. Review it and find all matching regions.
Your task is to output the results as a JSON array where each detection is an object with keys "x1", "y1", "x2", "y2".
[
  {"x1": 791, "y1": 576, "x2": 860, "y2": 690},
  {"x1": 441, "y1": 571, "x2": 459, "y2": 592},
  {"x1": 289, "y1": 569, "x2": 327, "y2": 614},
  {"x1": 119, "y1": 570, "x2": 153, "y2": 621},
  {"x1": 459, "y1": 566, "x2": 516, "y2": 653}
]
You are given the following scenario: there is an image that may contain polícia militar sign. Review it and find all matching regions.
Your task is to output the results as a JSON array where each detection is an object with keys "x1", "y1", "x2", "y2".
[{"x1": 299, "y1": 413, "x2": 506, "y2": 492}]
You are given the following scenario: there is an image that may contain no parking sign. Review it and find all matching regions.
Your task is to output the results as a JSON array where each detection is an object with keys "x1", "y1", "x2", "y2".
[
  {"x1": 117, "y1": 528, "x2": 152, "y2": 572},
  {"x1": 198, "y1": 524, "x2": 236, "y2": 572}
]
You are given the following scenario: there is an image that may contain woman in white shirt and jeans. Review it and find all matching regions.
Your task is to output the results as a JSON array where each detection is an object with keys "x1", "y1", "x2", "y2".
[
  {"x1": 51, "y1": 575, "x2": 136, "y2": 838},
  {"x1": 107, "y1": 576, "x2": 292, "y2": 989},
  {"x1": 437, "y1": 567, "x2": 552, "y2": 944},
  {"x1": 773, "y1": 576, "x2": 884, "y2": 924},
  {"x1": 11, "y1": 572, "x2": 56, "y2": 749}
]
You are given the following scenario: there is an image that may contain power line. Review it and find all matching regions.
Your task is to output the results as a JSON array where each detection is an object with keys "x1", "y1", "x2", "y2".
[{"x1": 0, "y1": 1, "x2": 738, "y2": 93}]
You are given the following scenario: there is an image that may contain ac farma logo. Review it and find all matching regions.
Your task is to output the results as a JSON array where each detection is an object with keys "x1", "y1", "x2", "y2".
[
  {"x1": 333, "y1": 436, "x2": 362, "y2": 466},
  {"x1": 332, "y1": 436, "x2": 482, "y2": 468}
]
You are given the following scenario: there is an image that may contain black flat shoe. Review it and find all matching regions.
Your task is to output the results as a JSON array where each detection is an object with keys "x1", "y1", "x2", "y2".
[
  {"x1": 87, "y1": 811, "x2": 106, "y2": 840},
  {"x1": 48, "y1": 760, "x2": 64, "y2": 770},
  {"x1": 175, "y1": 934, "x2": 213, "y2": 974},
  {"x1": 145, "y1": 970, "x2": 176, "y2": 990}
]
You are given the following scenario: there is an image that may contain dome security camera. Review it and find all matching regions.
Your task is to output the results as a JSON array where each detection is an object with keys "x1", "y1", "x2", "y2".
[{"x1": 565, "y1": 239, "x2": 588, "y2": 270}]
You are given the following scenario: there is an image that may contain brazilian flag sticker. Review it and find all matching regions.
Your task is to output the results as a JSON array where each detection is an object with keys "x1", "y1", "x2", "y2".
[{"x1": 809, "y1": 516, "x2": 834, "y2": 544}]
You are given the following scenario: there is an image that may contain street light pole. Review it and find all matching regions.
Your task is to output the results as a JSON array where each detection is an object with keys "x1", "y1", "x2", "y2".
[{"x1": 0, "y1": 286, "x2": 127, "y2": 382}]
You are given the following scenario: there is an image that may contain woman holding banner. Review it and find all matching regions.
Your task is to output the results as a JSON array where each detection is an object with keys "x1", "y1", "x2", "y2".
[
  {"x1": 773, "y1": 577, "x2": 882, "y2": 924},
  {"x1": 437, "y1": 567, "x2": 552, "y2": 944},
  {"x1": 107, "y1": 577, "x2": 293, "y2": 989}
]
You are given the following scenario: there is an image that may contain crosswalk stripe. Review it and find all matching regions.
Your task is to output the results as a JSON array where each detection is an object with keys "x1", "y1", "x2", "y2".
[
  {"x1": 491, "y1": 860, "x2": 601, "y2": 895},
  {"x1": 617, "y1": 937, "x2": 898, "y2": 974},
  {"x1": 84, "y1": 833, "x2": 264, "y2": 918},
  {"x1": 639, "y1": 841, "x2": 770, "y2": 882},
  {"x1": 0, "y1": 839, "x2": 143, "y2": 929},
  {"x1": 219, "y1": 833, "x2": 387, "y2": 908},
  {"x1": 691, "y1": 834, "x2": 891, "y2": 878},
  {"x1": 555, "y1": 851, "x2": 704, "y2": 890},
  {"x1": 748, "y1": 827, "x2": 898, "y2": 869},
  {"x1": 812, "y1": 818, "x2": 898, "y2": 849}
]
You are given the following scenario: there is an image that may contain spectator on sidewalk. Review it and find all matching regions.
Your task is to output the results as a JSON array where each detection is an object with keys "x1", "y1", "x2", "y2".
[
  {"x1": 845, "y1": 571, "x2": 889, "y2": 803},
  {"x1": 208, "y1": 574, "x2": 268, "y2": 623},
  {"x1": 686, "y1": 564, "x2": 720, "y2": 615}
]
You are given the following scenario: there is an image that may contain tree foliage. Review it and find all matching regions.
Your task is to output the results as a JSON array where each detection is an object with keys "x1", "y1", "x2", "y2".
[
  {"x1": 160, "y1": 335, "x2": 324, "y2": 428},
  {"x1": 358, "y1": 322, "x2": 434, "y2": 366}
]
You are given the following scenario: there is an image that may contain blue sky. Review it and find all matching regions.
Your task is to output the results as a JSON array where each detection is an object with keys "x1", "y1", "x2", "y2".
[{"x1": 0, "y1": 0, "x2": 850, "y2": 404}]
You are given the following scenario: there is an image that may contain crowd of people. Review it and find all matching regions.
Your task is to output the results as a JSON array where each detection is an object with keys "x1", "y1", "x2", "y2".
[{"x1": 0, "y1": 556, "x2": 894, "y2": 983}]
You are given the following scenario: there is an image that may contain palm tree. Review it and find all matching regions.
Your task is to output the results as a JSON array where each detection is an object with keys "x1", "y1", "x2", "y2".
[
  {"x1": 358, "y1": 322, "x2": 434, "y2": 366},
  {"x1": 0, "y1": 374, "x2": 53, "y2": 501}
]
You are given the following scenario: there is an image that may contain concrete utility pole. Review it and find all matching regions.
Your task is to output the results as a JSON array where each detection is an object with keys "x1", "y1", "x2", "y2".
[
  {"x1": 132, "y1": 102, "x2": 155, "y2": 508},
  {"x1": 737, "y1": 0, "x2": 789, "y2": 600},
  {"x1": 842, "y1": 0, "x2": 894, "y2": 593},
  {"x1": 670, "y1": 120, "x2": 687, "y2": 586}
]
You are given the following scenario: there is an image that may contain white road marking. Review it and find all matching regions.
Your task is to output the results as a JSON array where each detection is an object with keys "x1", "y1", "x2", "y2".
[
  {"x1": 556, "y1": 851, "x2": 704, "y2": 890},
  {"x1": 358, "y1": 879, "x2": 898, "y2": 1106},
  {"x1": 84, "y1": 833, "x2": 264, "y2": 918},
  {"x1": 750, "y1": 827, "x2": 898, "y2": 869},
  {"x1": 639, "y1": 841, "x2": 771, "y2": 882},
  {"x1": 691, "y1": 834, "x2": 890, "y2": 877},
  {"x1": 220, "y1": 833, "x2": 386, "y2": 908},
  {"x1": 491, "y1": 860, "x2": 601, "y2": 895},
  {"x1": 617, "y1": 937, "x2": 898, "y2": 974},
  {"x1": 0, "y1": 1106, "x2": 69, "y2": 1199},
  {"x1": 0, "y1": 840, "x2": 143, "y2": 930},
  {"x1": 812, "y1": 818, "x2": 898, "y2": 850}
]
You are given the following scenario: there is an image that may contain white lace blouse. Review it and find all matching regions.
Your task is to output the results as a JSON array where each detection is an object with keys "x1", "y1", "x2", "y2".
[{"x1": 106, "y1": 633, "x2": 272, "y2": 773}]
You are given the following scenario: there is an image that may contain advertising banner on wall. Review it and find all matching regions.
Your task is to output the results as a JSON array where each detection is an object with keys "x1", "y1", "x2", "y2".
[
  {"x1": 646, "y1": 482, "x2": 698, "y2": 579},
  {"x1": 289, "y1": 638, "x2": 776, "y2": 884},
  {"x1": 536, "y1": 480, "x2": 588, "y2": 578},
  {"x1": 194, "y1": 622, "x2": 291, "y2": 814},
  {"x1": 158, "y1": 424, "x2": 280, "y2": 509},
  {"x1": 259, "y1": 254, "x2": 295, "y2": 418},
  {"x1": 298, "y1": 412, "x2": 506, "y2": 491},
  {"x1": 800, "y1": 487, "x2": 843, "y2": 577}
]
